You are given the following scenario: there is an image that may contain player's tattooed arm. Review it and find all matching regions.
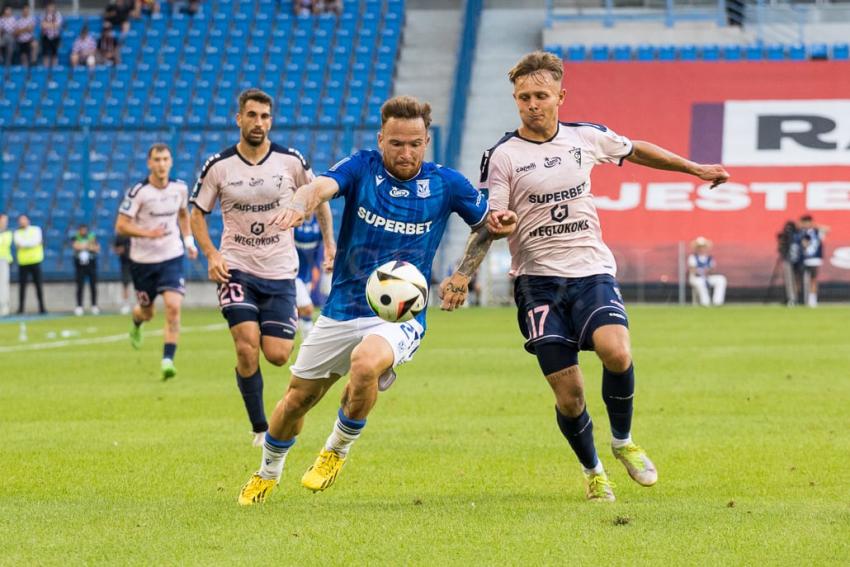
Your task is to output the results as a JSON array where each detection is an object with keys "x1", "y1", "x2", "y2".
[
  {"x1": 440, "y1": 211, "x2": 518, "y2": 311},
  {"x1": 626, "y1": 140, "x2": 730, "y2": 188}
]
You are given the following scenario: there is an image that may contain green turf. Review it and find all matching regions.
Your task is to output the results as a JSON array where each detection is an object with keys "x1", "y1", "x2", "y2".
[{"x1": 1, "y1": 306, "x2": 849, "y2": 566}]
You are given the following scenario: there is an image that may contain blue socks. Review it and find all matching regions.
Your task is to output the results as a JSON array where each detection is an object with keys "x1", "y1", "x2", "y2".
[
  {"x1": 163, "y1": 342, "x2": 176, "y2": 360},
  {"x1": 236, "y1": 368, "x2": 267, "y2": 433},
  {"x1": 555, "y1": 406, "x2": 599, "y2": 470},
  {"x1": 602, "y1": 364, "x2": 635, "y2": 441}
]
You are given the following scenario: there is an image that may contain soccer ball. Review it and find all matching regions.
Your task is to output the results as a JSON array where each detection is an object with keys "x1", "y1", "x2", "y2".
[{"x1": 365, "y1": 261, "x2": 429, "y2": 323}]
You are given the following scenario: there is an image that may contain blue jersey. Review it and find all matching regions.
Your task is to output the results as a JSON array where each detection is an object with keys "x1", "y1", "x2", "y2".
[
  {"x1": 294, "y1": 215, "x2": 322, "y2": 282},
  {"x1": 321, "y1": 150, "x2": 489, "y2": 326}
]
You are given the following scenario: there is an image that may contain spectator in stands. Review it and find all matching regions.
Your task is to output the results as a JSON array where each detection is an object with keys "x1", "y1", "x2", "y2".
[
  {"x1": 797, "y1": 214, "x2": 829, "y2": 308},
  {"x1": 104, "y1": 0, "x2": 133, "y2": 34},
  {"x1": 179, "y1": 0, "x2": 202, "y2": 17},
  {"x1": 13, "y1": 4, "x2": 35, "y2": 66},
  {"x1": 294, "y1": 0, "x2": 314, "y2": 17},
  {"x1": 0, "y1": 213, "x2": 12, "y2": 317},
  {"x1": 135, "y1": 0, "x2": 160, "y2": 17},
  {"x1": 13, "y1": 214, "x2": 46, "y2": 315},
  {"x1": 40, "y1": 2, "x2": 63, "y2": 67},
  {"x1": 70, "y1": 24, "x2": 97, "y2": 68},
  {"x1": 72, "y1": 223, "x2": 100, "y2": 316},
  {"x1": 113, "y1": 234, "x2": 132, "y2": 314},
  {"x1": 687, "y1": 236, "x2": 726, "y2": 307},
  {"x1": 0, "y1": 6, "x2": 16, "y2": 66},
  {"x1": 314, "y1": 0, "x2": 342, "y2": 15},
  {"x1": 97, "y1": 21, "x2": 120, "y2": 65}
]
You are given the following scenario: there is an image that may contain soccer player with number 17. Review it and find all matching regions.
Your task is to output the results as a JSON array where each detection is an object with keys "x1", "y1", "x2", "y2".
[{"x1": 443, "y1": 51, "x2": 730, "y2": 502}]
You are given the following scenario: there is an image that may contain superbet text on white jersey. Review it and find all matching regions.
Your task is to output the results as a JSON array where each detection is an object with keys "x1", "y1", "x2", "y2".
[{"x1": 481, "y1": 122, "x2": 633, "y2": 278}]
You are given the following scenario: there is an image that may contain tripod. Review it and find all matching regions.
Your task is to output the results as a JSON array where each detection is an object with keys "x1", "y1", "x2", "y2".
[{"x1": 764, "y1": 256, "x2": 798, "y2": 305}]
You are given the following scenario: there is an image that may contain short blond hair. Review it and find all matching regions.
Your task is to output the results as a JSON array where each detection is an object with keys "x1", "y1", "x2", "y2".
[
  {"x1": 508, "y1": 51, "x2": 564, "y2": 84},
  {"x1": 380, "y1": 95, "x2": 432, "y2": 129}
]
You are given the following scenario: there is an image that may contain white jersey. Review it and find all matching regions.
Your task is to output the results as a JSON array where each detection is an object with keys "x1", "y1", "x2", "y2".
[
  {"x1": 119, "y1": 178, "x2": 189, "y2": 264},
  {"x1": 481, "y1": 122, "x2": 633, "y2": 278},
  {"x1": 190, "y1": 143, "x2": 312, "y2": 280}
]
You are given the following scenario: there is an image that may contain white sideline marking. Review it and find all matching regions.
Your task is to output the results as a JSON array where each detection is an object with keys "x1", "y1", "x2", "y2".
[{"x1": 0, "y1": 323, "x2": 227, "y2": 353}]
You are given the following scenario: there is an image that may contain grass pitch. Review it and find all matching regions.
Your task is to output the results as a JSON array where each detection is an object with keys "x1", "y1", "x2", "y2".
[{"x1": 1, "y1": 305, "x2": 849, "y2": 566}]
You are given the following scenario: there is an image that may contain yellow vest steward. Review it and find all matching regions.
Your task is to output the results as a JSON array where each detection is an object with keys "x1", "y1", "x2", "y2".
[
  {"x1": 0, "y1": 231, "x2": 12, "y2": 263},
  {"x1": 14, "y1": 227, "x2": 44, "y2": 266}
]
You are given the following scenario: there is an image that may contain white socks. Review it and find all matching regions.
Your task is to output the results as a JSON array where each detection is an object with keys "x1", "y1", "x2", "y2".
[{"x1": 259, "y1": 435, "x2": 294, "y2": 480}]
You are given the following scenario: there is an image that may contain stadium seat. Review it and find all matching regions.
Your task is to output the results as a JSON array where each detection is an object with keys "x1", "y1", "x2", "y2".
[
  {"x1": 722, "y1": 45, "x2": 742, "y2": 61},
  {"x1": 700, "y1": 45, "x2": 720, "y2": 61},
  {"x1": 833, "y1": 43, "x2": 850, "y2": 60},
  {"x1": 744, "y1": 45, "x2": 763, "y2": 61}
]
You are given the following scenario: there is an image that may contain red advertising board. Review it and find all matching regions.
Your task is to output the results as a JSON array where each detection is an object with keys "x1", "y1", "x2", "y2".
[{"x1": 562, "y1": 61, "x2": 850, "y2": 285}]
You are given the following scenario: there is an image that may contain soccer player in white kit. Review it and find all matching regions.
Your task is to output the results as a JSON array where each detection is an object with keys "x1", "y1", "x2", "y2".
[
  {"x1": 190, "y1": 89, "x2": 335, "y2": 446},
  {"x1": 443, "y1": 51, "x2": 729, "y2": 501},
  {"x1": 115, "y1": 143, "x2": 199, "y2": 380}
]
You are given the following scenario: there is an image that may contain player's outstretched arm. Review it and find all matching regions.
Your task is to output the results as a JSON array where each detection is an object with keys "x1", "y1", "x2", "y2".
[
  {"x1": 178, "y1": 206, "x2": 198, "y2": 259},
  {"x1": 115, "y1": 214, "x2": 165, "y2": 239},
  {"x1": 273, "y1": 176, "x2": 340, "y2": 230},
  {"x1": 439, "y1": 211, "x2": 518, "y2": 311},
  {"x1": 626, "y1": 140, "x2": 730, "y2": 188},
  {"x1": 190, "y1": 207, "x2": 229, "y2": 283}
]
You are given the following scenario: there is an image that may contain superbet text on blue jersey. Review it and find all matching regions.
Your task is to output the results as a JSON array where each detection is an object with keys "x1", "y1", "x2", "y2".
[{"x1": 319, "y1": 150, "x2": 489, "y2": 327}]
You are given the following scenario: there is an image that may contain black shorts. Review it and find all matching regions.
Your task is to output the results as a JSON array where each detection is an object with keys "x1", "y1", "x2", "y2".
[
  {"x1": 513, "y1": 273, "x2": 629, "y2": 354},
  {"x1": 41, "y1": 35, "x2": 60, "y2": 57},
  {"x1": 218, "y1": 270, "x2": 297, "y2": 340},
  {"x1": 130, "y1": 255, "x2": 186, "y2": 307}
]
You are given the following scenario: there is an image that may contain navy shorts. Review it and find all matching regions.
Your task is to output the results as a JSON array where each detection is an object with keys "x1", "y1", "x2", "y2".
[
  {"x1": 130, "y1": 255, "x2": 185, "y2": 307},
  {"x1": 218, "y1": 270, "x2": 298, "y2": 340},
  {"x1": 513, "y1": 274, "x2": 629, "y2": 354}
]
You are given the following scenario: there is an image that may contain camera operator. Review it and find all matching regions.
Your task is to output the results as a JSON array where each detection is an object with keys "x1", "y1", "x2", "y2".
[{"x1": 776, "y1": 220, "x2": 799, "y2": 307}]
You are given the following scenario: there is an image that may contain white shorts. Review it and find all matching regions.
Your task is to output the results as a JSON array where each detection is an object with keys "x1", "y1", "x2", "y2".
[
  {"x1": 290, "y1": 315, "x2": 424, "y2": 387},
  {"x1": 295, "y1": 278, "x2": 312, "y2": 308}
]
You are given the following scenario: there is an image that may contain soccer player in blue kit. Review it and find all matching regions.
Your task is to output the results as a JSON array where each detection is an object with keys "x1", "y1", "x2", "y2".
[{"x1": 237, "y1": 96, "x2": 517, "y2": 505}]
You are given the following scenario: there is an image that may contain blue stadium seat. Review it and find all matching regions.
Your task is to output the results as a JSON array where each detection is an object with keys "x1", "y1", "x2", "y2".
[
  {"x1": 809, "y1": 43, "x2": 828, "y2": 60},
  {"x1": 745, "y1": 45, "x2": 763, "y2": 61},
  {"x1": 789, "y1": 45, "x2": 806, "y2": 61},
  {"x1": 700, "y1": 45, "x2": 720, "y2": 61},
  {"x1": 766, "y1": 44, "x2": 785, "y2": 60},
  {"x1": 722, "y1": 45, "x2": 742, "y2": 61},
  {"x1": 657, "y1": 45, "x2": 676, "y2": 61},
  {"x1": 635, "y1": 44, "x2": 654, "y2": 61},
  {"x1": 833, "y1": 43, "x2": 849, "y2": 60},
  {"x1": 612, "y1": 45, "x2": 631, "y2": 61},
  {"x1": 590, "y1": 45, "x2": 609, "y2": 61}
]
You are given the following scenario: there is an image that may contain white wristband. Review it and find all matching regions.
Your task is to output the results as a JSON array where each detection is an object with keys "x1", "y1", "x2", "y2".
[{"x1": 183, "y1": 235, "x2": 196, "y2": 249}]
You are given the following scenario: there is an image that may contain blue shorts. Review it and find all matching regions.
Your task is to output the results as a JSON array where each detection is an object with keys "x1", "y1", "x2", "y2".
[
  {"x1": 218, "y1": 270, "x2": 298, "y2": 340},
  {"x1": 130, "y1": 255, "x2": 185, "y2": 307},
  {"x1": 513, "y1": 274, "x2": 628, "y2": 354}
]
